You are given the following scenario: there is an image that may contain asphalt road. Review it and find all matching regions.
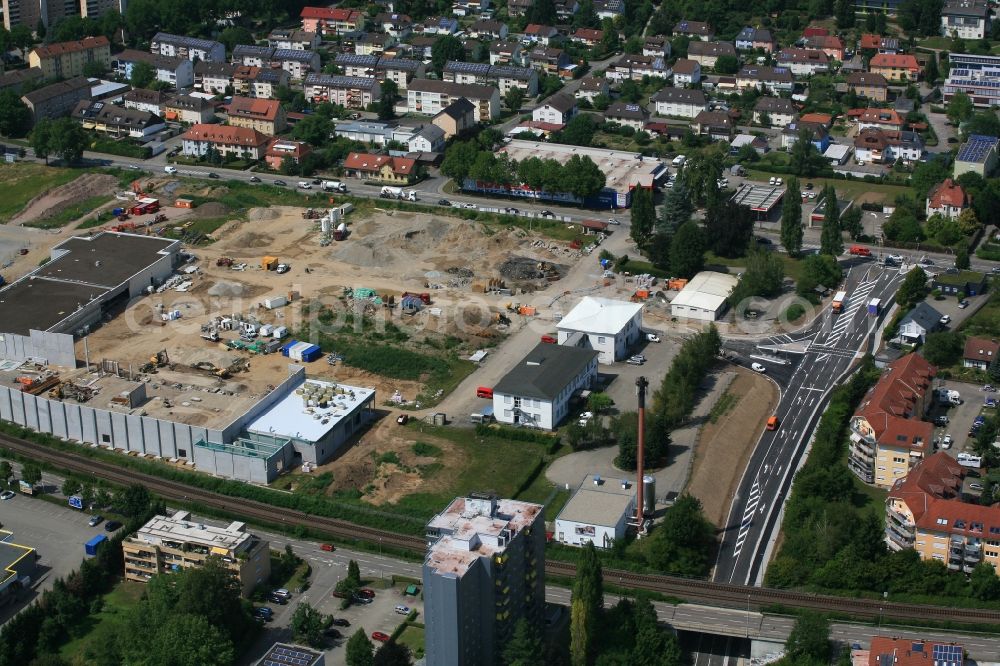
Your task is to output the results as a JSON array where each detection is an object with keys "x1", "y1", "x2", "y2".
[{"x1": 714, "y1": 259, "x2": 905, "y2": 587}]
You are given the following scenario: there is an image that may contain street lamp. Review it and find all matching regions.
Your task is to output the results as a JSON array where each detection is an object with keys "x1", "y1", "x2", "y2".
[{"x1": 878, "y1": 591, "x2": 887, "y2": 635}]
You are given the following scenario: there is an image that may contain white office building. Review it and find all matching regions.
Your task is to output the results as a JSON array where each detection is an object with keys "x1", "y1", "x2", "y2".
[
  {"x1": 491, "y1": 344, "x2": 598, "y2": 430},
  {"x1": 556, "y1": 296, "x2": 643, "y2": 364},
  {"x1": 554, "y1": 475, "x2": 638, "y2": 548}
]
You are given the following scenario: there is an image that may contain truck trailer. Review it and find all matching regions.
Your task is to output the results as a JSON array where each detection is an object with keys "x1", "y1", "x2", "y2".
[
  {"x1": 832, "y1": 290, "x2": 847, "y2": 313},
  {"x1": 323, "y1": 181, "x2": 348, "y2": 192}
]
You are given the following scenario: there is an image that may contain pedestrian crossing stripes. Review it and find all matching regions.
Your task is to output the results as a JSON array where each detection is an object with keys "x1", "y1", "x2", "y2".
[
  {"x1": 813, "y1": 278, "x2": 879, "y2": 348},
  {"x1": 733, "y1": 478, "x2": 761, "y2": 558}
]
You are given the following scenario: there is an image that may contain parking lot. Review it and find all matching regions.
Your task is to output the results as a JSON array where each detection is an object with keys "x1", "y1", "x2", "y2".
[
  {"x1": 928, "y1": 379, "x2": 996, "y2": 458},
  {"x1": 0, "y1": 494, "x2": 113, "y2": 622}
]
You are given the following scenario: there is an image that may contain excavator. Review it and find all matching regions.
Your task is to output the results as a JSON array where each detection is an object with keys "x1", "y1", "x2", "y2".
[{"x1": 140, "y1": 350, "x2": 170, "y2": 374}]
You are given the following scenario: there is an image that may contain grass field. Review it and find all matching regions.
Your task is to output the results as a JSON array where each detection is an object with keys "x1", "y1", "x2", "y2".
[
  {"x1": 744, "y1": 171, "x2": 910, "y2": 204},
  {"x1": 397, "y1": 624, "x2": 425, "y2": 658},
  {"x1": 60, "y1": 581, "x2": 145, "y2": 664},
  {"x1": 960, "y1": 288, "x2": 1000, "y2": 339},
  {"x1": 24, "y1": 195, "x2": 115, "y2": 229},
  {"x1": 0, "y1": 163, "x2": 85, "y2": 223},
  {"x1": 705, "y1": 251, "x2": 806, "y2": 282}
]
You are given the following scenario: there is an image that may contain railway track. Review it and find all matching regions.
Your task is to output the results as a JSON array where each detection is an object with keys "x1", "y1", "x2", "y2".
[{"x1": 6, "y1": 434, "x2": 1000, "y2": 625}]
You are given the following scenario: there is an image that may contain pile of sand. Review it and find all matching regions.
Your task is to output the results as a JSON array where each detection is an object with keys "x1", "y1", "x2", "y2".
[
  {"x1": 248, "y1": 208, "x2": 280, "y2": 221},
  {"x1": 230, "y1": 232, "x2": 274, "y2": 249},
  {"x1": 192, "y1": 202, "x2": 230, "y2": 219},
  {"x1": 207, "y1": 281, "x2": 245, "y2": 297}
]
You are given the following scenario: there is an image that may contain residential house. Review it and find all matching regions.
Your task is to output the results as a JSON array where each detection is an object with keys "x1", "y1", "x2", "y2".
[
  {"x1": 594, "y1": 0, "x2": 623, "y2": 19},
  {"x1": 781, "y1": 121, "x2": 830, "y2": 152},
  {"x1": 803, "y1": 34, "x2": 845, "y2": 60},
  {"x1": 730, "y1": 133, "x2": 770, "y2": 155},
  {"x1": 941, "y1": 0, "x2": 992, "y2": 40},
  {"x1": 123, "y1": 88, "x2": 169, "y2": 116},
  {"x1": 848, "y1": 352, "x2": 936, "y2": 487},
  {"x1": 736, "y1": 66, "x2": 795, "y2": 93},
  {"x1": 932, "y1": 270, "x2": 988, "y2": 297},
  {"x1": 570, "y1": 28, "x2": 604, "y2": 48},
  {"x1": 181, "y1": 123, "x2": 271, "y2": 160},
  {"x1": 854, "y1": 128, "x2": 924, "y2": 164},
  {"x1": 885, "y1": 451, "x2": 1000, "y2": 572},
  {"x1": 0, "y1": 68, "x2": 43, "y2": 93},
  {"x1": 753, "y1": 97, "x2": 797, "y2": 127},
  {"x1": 532, "y1": 93, "x2": 577, "y2": 125},
  {"x1": 489, "y1": 40, "x2": 522, "y2": 66},
  {"x1": 523, "y1": 24, "x2": 560, "y2": 46},
  {"x1": 332, "y1": 120, "x2": 398, "y2": 146},
  {"x1": 195, "y1": 61, "x2": 236, "y2": 94},
  {"x1": 673, "y1": 20, "x2": 714, "y2": 41},
  {"x1": 20, "y1": 77, "x2": 92, "y2": 124},
  {"x1": 376, "y1": 58, "x2": 425, "y2": 91},
  {"x1": 432, "y1": 98, "x2": 476, "y2": 138},
  {"x1": 376, "y1": 12, "x2": 413, "y2": 39},
  {"x1": 492, "y1": 343, "x2": 599, "y2": 429},
  {"x1": 233, "y1": 66, "x2": 289, "y2": 99},
  {"x1": 268, "y1": 28, "x2": 320, "y2": 51},
  {"x1": 555, "y1": 475, "x2": 637, "y2": 549},
  {"x1": 777, "y1": 47, "x2": 830, "y2": 76},
  {"x1": 556, "y1": 0, "x2": 581, "y2": 20},
  {"x1": 856, "y1": 107, "x2": 906, "y2": 132},
  {"x1": 846, "y1": 71, "x2": 889, "y2": 101},
  {"x1": 406, "y1": 123, "x2": 446, "y2": 153},
  {"x1": 334, "y1": 53, "x2": 379, "y2": 78},
  {"x1": 233, "y1": 45, "x2": 274, "y2": 68},
  {"x1": 642, "y1": 35, "x2": 672, "y2": 58},
  {"x1": 671, "y1": 59, "x2": 701, "y2": 87},
  {"x1": 606, "y1": 53, "x2": 670, "y2": 83},
  {"x1": 303, "y1": 74, "x2": 381, "y2": 109},
  {"x1": 355, "y1": 33, "x2": 396, "y2": 56},
  {"x1": 943, "y1": 66, "x2": 1000, "y2": 108},
  {"x1": 925, "y1": 178, "x2": 970, "y2": 218},
  {"x1": 415, "y1": 16, "x2": 459, "y2": 35},
  {"x1": 955, "y1": 135, "x2": 1000, "y2": 178},
  {"x1": 72, "y1": 99, "x2": 165, "y2": 138},
  {"x1": 490, "y1": 66, "x2": 539, "y2": 95},
  {"x1": 29, "y1": 36, "x2": 110, "y2": 79},
  {"x1": 443, "y1": 60, "x2": 491, "y2": 85},
  {"x1": 508, "y1": 0, "x2": 532, "y2": 15},
  {"x1": 271, "y1": 49, "x2": 321, "y2": 80},
  {"x1": 470, "y1": 18, "x2": 508, "y2": 40},
  {"x1": 342, "y1": 152, "x2": 417, "y2": 184},
  {"x1": 687, "y1": 41, "x2": 736, "y2": 70},
  {"x1": 114, "y1": 50, "x2": 194, "y2": 89},
  {"x1": 859, "y1": 34, "x2": 900, "y2": 53},
  {"x1": 693, "y1": 110, "x2": 733, "y2": 140},
  {"x1": 300, "y1": 6, "x2": 365, "y2": 35},
  {"x1": 226, "y1": 96, "x2": 287, "y2": 135},
  {"x1": 963, "y1": 336, "x2": 999, "y2": 370},
  {"x1": 651, "y1": 87, "x2": 708, "y2": 118},
  {"x1": 735, "y1": 26, "x2": 775, "y2": 52},
  {"x1": 452, "y1": 0, "x2": 493, "y2": 16},
  {"x1": 163, "y1": 94, "x2": 215, "y2": 124},
  {"x1": 264, "y1": 138, "x2": 312, "y2": 171},
  {"x1": 151, "y1": 33, "x2": 225, "y2": 63},
  {"x1": 526, "y1": 46, "x2": 571, "y2": 75},
  {"x1": 576, "y1": 76, "x2": 609, "y2": 103},
  {"x1": 870, "y1": 53, "x2": 921, "y2": 81},
  {"x1": 604, "y1": 101, "x2": 649, "y2": 131},
  {"x1": 407, "y1": 79, "x2": 500, "y2": 122},
  {"x1": 898, "y1": 302, "x2": 942, "y2": 345}
]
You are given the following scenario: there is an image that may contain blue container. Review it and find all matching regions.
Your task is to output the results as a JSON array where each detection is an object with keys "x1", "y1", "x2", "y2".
[
  {"x1": 112, "y1": 207, "x2": 124, "y2": 216},
  {"x1": 300, "y1": 344, "x2": 322, "y2": 363},
  {"x1": 85, "y1": 534, "x2": 107, "y2": 556}
]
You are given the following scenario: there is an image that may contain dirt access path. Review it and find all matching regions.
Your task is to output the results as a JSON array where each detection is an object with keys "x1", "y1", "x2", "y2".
[
  {"x1": 9, "y1": 173, "x2": 119, "y2": 226},
  {"x1": 685, "y1": 369, "x2": 779, "y2": 528}
]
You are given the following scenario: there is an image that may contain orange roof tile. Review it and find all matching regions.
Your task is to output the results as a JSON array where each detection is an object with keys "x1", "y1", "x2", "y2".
[
  {"x1": 867, "y1": 636, "x2": 964, "y2": 666},
  {"x1": 181, "y1": 124, "x2": 270, "y2": 146},
  {"x1": 963, "y1": 336, "x2": 999, "y2": 364},
  {"x1": 870, "y1": 53, "x2": 920, "y2": 70},
  {"x1": 342, "y1": 152, "x2": 416, "y2": 175},
  {"x1": 927, "y1": 178, "x2": 969, "y2": 210},
  {"x1": 854, "y1": 353, "x2": 936, "y2": 450},
  {"x1": 32, "y1": 36, "x2": 108, "y2": 59}
]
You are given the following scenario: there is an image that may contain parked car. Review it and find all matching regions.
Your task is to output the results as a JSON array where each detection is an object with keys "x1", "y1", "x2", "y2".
[
  {"x1": 254, "y1": 607, "x2": 273, "y2": 621},
  {"x1": 805, "y1": 182, "x2": 814, "y2": 190},
  {"x1": 646, "y1": 332, "x2": 661, "y2": 343},
  {"x1": 324, "y1": 628, "x2": 343, "y2": 639},
  {"x1": 970, "y1": 483, "x2": 984, "y2": 491},
  {"x1": 607, "y1": 218, "x2": 620, "y2": 225},
  {"x1": 274, "y1": 180, "x2": 287, "y2": 186},
  {"x1": 88, "y1": 515, "x2": 103, "y2": 527},
  {"x1": 395, "y1": 605, "x2": 411, "y2": 615},
  {"x1": 940, "y1": 314, "x2": 951, "y2": 325},
  {"x1": 352, "y1": 595, "x2": 373, "y2": 604},
  {"x1": 104, "y1": 520, "x2": 123, "y2": 532},
  {"x1": 268, "y1": 593, "x2": 288, "y2": 605},
  {"x1": 273, "y1": 588, "x2": 291, "y2": 599},
  {"x1": 0, "y1": 490, "x2": 15, "y2": 500},
  {"x1": 626, "y1": 356, "x2": 644, "y2": 366},
  {"x1": 372, "y1": 632, "x2": 390, "y2": 642},
  {"x1": 358, "y1": 588, "x2": 375, "y2": 599},
  {"x1": 934, "y1": 415, "x2": 949, "y2": 426},
  {"x1": 751, "y1": 363, "x2": 766, "y2": 373},
  {"x1": 331, "y1": 618, "x2": 351, "y2": 627},
  {"x1": 942, "y1": 435, "x2": 954, "y2": 449},
  {"x1": 983, "y1": 385, "x2": 996, "y2": 392}
]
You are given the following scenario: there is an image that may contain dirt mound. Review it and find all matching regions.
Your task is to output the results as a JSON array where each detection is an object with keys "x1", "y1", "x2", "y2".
[
  {"x1": 207, "y1": 281, "x2": 246, "y2": 297},
  {"x1": 10, "y1": 173, "x2": 118, "y2": 225},
  {"x1": 248, "y1": 208, "x2": 280, "y2": 221},
  {"x1": 191, "y1": 202, "x2": 229, "y2": 219},
  {"x1": 231, "y1": 232, "x2": 274, "y2": 249}
]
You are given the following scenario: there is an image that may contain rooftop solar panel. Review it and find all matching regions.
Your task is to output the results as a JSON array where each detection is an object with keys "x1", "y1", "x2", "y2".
[{"x1": 957, "y1": 135, "x2": 999, "y2": 163}]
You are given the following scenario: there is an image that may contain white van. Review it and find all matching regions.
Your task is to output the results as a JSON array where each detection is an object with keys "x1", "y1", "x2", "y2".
[
  {"x1": 672, "y1": 155, "x2": 686, "y2": 167},
  {"x1": 164, "y1": 165, "x2": 178, "y2": 174}
]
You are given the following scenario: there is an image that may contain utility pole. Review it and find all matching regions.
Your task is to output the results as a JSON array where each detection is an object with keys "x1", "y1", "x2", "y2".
[{"x1": 635, "y1": 376, "x2": 648, "y2": 529}]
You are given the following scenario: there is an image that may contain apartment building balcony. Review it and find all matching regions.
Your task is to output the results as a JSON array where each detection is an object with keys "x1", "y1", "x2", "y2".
[
  {"x1": 885, "y1": 527, "x2": 914, "y2": 550},
  {"x1": 848, "y1": 457, "x2": 875, "y2": 484},
  {"x1": 849, "y1": 422, "x2": 876, "y2": 446}
]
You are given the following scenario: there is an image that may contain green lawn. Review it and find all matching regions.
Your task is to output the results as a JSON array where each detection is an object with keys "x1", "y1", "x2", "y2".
[
  {"x1": 24, "y1": 195, "x2": 115, "y2": 229},
  {"x1": 0, "y1": 163, "x2": 85, "y2": 222},
  {"x1": 959, "y1": 289, "x2": 1000, "y2": 339},
  {"x1": 60, "y1": 581, "x2": 145, "y2": 664},
  {"x1": 704, "y1": 251, "x2": 806, "y2": 283},
  {"x1": 918, "y1": 36, "x2": 955, "y2": 50},
  {"x1": 397, "y1": 624, "x2": 425, "y2": 658},
  {"x1": 743, "y1": 171, "x2": 910, "y2": 204}
]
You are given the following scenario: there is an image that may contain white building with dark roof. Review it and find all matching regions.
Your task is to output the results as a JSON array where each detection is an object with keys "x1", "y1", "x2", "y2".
[
  {"x1": 651, "y1": 87, "x2": 707, "y2": 118},
  {"x1": 557, "y1": 296, "x2": 644, "y2": 363},
  {"x1": 150, "y1": 32, "x2": 225, "y2": 63},
  {"x1": 492, "y1": 343, "x2": 598, "y2": 429}
]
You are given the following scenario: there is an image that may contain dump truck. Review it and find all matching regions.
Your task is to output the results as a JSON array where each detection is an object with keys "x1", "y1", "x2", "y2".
[{"x1": 323, "y1": 181, "x2": 348, "y2": 192}]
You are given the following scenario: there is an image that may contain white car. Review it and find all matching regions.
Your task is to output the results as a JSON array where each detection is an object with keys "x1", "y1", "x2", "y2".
[
  {"x1": 769, "y1": 177, "x2": 776, "y2": 185},
  {"x1": 297, "y1": 181, "x2": 312, "y2": 189},
  {"x1": 164, "y1": 165, "x2": 178, "y2": 174},
  {"x1": 942, "y1": 435, "x2": 953, "y2": 449},
  {"x1": 0, "y1": 490, "x2": 15, "y2": 500},
  {"x1": 463, "y1": 203, "x2": 477, "y2": 210},
  {"x1": 751, "y1": 363, "x2": 766, "y2": 373},
  {"x1": 940, "y1": 315, "x2": 951, "y2": 325},
  {"x1": 646, "y1": 332, "x2": 661, "y2": 343},
  {"x1": 608, "y1": 218, "x2": 620, "y2": 225},
  {"x1": 775, "y1": 177, "x2": 782, "y2": 186}
]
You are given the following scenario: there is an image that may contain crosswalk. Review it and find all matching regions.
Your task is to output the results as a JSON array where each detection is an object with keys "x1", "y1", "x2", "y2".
[
  {"x1": 733, "y1": 477, "x2": 762, "y2": 559},
  {"x1": 810, "y1": 276, "x2": 879, "y2": 350}
]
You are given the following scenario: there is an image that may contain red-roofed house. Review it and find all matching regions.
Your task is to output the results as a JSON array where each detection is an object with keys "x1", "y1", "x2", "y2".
[
  {"x1": 866, "y1": 637, "x2": 964, "y2": 666},
  {"x1": 964, "y1": 336, "x2": 999, "y2": 371},
  {"x1": 804, "y1": 34, "x2": 845, "y2": 60},
  {"x1": 925, "y1": 179, "x2": 970, "y2": 219},
  {"x1": 342, "y1": 152, "x2": 418, "y2": 184},
  {"x1": 887, "y1": 451, "x2": 1000, "y2": 572},
  {"x1": 225, "y1": 96, "x2": 287, "y2": 135},
  {"x1": 802, "y1": 26, "x2": 828, "y2": 37},
  {"x1": 855, "y1": 107, "x2": 906, "y2": 132},
  {"x1": 523, "y1": 24, "x2": 560, "y2": 45},
  {"x1": 264, "y1": 138, "x2": 312, "y2": 170},
  {"x1": 181, "y1": 124, "x2": 271, "y2": 159},
  {"x1": 849, "y1": 353, "x2": 936, "y2": 487},
  {"x1": 300, "y1": 7, "x2": 365, "y2": 35},
  {"x1": 870, "y1": 53, "x2": 921, "y2": 81},
  {"x1": 798, "y1": 112, "x2": 833, "y2": 127},
  {"x1": 570, "y1": 28, "x2": 604, "y2": 47}
]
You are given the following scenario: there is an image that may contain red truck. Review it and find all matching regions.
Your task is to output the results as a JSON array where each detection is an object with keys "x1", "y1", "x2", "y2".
[{"x1": 849, "y1": 245, "x2": 871, "y2": 257}]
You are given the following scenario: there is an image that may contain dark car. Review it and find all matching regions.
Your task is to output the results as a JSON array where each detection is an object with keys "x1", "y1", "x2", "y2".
[
  {"x1": 249, "y1": 176, "x2": 261, "y2": 183},
  {"x1": 312, "y1": 178, "x2": 322, "y2": 185},
  {"x1": 324, "y1": 628, "x2": 343, "y2": 639},
  {"x1": 268, "y1": 593, "x2": 289, "y2": 605},
  {"x1": 274, "y1": 180, "x2": 287, "y2": 186},
  {"x1": 104, "y1": 520, "x2": 123, "y2": 532},
  {"x1": 438, "y1": 199, "x2": 451, "y2": 206},
  {"x1": 352, "y1": 595, "x2": 373, "y2": 604},
  {"x1": 254, "y1": 607, "x2": 273, "y2": 621},
  {"x1": 331, "y1": 618, "x2": 351, "y2": 627},
  {"x1": 208, "y1": 172, "x2": 220, "y2": 179}
]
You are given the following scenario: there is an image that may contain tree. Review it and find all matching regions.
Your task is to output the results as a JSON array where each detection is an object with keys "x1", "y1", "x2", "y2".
[
  {"x1": 924, "y1": 52, "x2": 940, "y2": 83},
  {"x1": 291, "y1": 603, "x2": 327, "y2": 648},
  {"x1": 280, "y1": 155, "x2": 300, "y2": 176},
  {"x1": 956, "y1": 245, "x2": 971, "y2": 270},
  {"x1": 659, "y1": 176, "x2": 692, "y2": 241},
  {"x1": 61, "y1": 478, "x2": 81, "y2": 497},
  {"x1": 600, "y1": 19, "x2": 621, "y2": 56},
  {"x1": 174, "y1": 557, "x2": 252, "y2": 645},
  {"x1": 669, "y1": 220, "x2": 705, "y2": 279},
  {"x1": 630, "y1": 186, "x2": 655, "y2": 247},
  {"x1": 729, "y1": 248, "x2": 785, "y2": 304},
  {"x1": 504, "y1": 86, "x2": 524, "y2": 113},
  {"x1": 956, "y1": 207, "x2": 981, "y2": 236},
  {"x1": 48, "y1": 118, "x2": 87, "y2": 164},
  {"x1": 714, "y1": 54, "x2": 739, "y2": 74},
  {"x1": 346, "y1": 629, "x2": 375, "y2": 666},
  {"x1": 781, "y1": 176, "x2": 804, "y2": 256},
  {"x1": 790, "y1": 128, "x2": 826, "y2": 176},
  {"x1": 30, "y1": 119, "x2": 54, "y2": 164},
  {"x1": 643, "y1": 495, "x2": 716, "y2": 576},
  {"x1": 291, "y1": 113, "x2": 333, "y2": 146},
  {"x1": 587, "y1": 392, "x2": 613, "y2": 414},
  {"x1": 564, "y1": 155, "x2": 606, "y2": 199},
  {"x1": 573, "y1": 0, "x2": 599, "y2": 28},
  {"x1": 841, "y1": 205, "x2": 864, "y2": 240},
  {"x1": 704, "y1": 200, "x2": 753, "y2": 258},
  {"x1": 797, "y1": 254, "x2": 843, "y2": 296},
  {"x1": 218, "y1": 26, "x2": 254, "y2": 52},
  {"x1": 971, "y1": 562, "x2": 1000, "y2": 600},
  {"x1": 0, "y1": 461, "x2": 12, "y2": 488},
  {"x1": 947, "y1": 91, "x2": 974, "y2": 126},
  {"x1": 964, "y1": 110, "x2": 1000, "y2": 139},
  {"x1": 142, "y1": 614, "x2": 235, "y2": 666},
  {"x1": 441, "y1": 141, "x2": 479, "y2": 186},
  {"x1": 377, "y1": 79, "x2": 398, "y2": 120},
  {"x1": 785, "y1": 612, "x2": 830, "y2": 664},
  {"x1": 556, "y1": 114, "x2": 596, "y2": 147},
  {"x1": 897, "y1": 267, "x2": 929, "y2": 309},
  {"x1": 570, "y1": 542, "x2": 603, "y2": 666},
  {"x1": 373, "y1": 642, "x2": 413, "y2": 666},
  {"x1": 922, "y1": 332, "x2": 964, "y2": 366},
  {"x1": 21, "y1": 464, "x2": 41, "y2": 487},
  {"x1": 632, "y1": 598, "x2": 683, "y2": 666},
  {"x1": 114, "y1": 484, "x2": 151, "y2": 518},
  {"x1": 82, "y1": 59, "x2": 108, "y2": 77},
  {"x1": 130, "y1": 60, "x2": 156, "y2": 89},
  {"x1": 0, "y1": 90, "x2": 31, "y2": 138},
  {"x1": 989, "y1": 354, "x2": 1000, "y2": 383},
  {"x1": 10, "y1": 24, "x2": 33, "y2": 58},
  {"x1": 819, "y1": 185, "x2": 843, "y2": 256},
  {"x1": 431, "y1": 35, "x2": 465, "y2": 76},
  {"x1": 835, "y1": 0, "x2": 856, "y2": 28},
  {"x1": 348, "y1": 559, "x2": 362, "y2": 585},
  {"x1": 504, "y1": 618, "x2": 544, "y2": 666}
]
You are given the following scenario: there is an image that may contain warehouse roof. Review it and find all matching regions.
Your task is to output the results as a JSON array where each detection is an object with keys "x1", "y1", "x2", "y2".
[
  {"x1": 556, "y1": 475, "x2": 636, "y2": 527},
  {"x1": 558, "y1": 297, "x2": 643, "y2": 335},
  {"x1": 245, "y1": 377, "x2": 374, "y2": 443},
  {"x1": 670, "y1": 271, "x2": 739, "y2": 312},
  {"x1": 500, "y1": 139, "x2": 666, "y2": 193},
  {"x1": 730, "y1": 182, "x2": 785, "y2": 212},
  {"x1": 493, "y1": 343, "x2": 597, "y2": 401},
  {"x1": 0, "y1": 279, "x2": 106, "y2": 336}
]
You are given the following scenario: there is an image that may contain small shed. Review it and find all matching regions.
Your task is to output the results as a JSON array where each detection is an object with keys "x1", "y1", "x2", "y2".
[{"x1": 580, "y1": 219, "x2": 609, "y2": 234}]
